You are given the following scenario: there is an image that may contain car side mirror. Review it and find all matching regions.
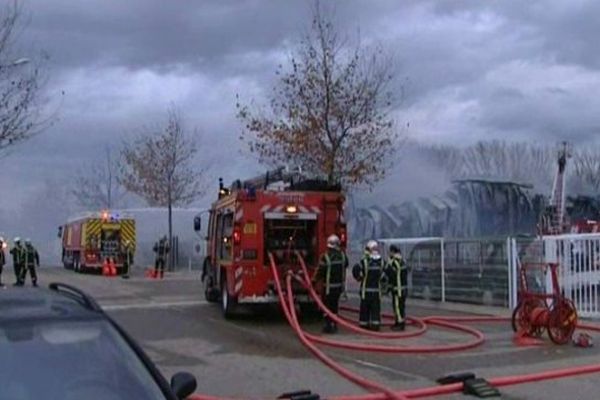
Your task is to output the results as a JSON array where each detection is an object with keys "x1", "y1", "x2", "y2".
[
  {"x1": 57, "y1": 226, "x2": 63, "y2": 239},
  {"x1": 193, "y1": 216, "x2": 202, "y2": 232},
  {"x1": 170, "y1": 372, "x2": 197, "y2": 399}
]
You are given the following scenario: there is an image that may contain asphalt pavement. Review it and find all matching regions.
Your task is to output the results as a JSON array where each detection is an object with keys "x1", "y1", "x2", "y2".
[{"x1": 12, "y1": 266, "x2": 600, "y2": 400}]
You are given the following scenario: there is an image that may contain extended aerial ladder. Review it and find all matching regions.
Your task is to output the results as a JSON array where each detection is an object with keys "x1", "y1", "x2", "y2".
[{"x1": 540, "y1": 142, "x2": 571, "y2": 235}]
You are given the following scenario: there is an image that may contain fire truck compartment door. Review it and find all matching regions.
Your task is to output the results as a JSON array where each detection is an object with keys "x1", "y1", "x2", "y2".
[{"x1": 264, "y1": 212, "x2": 317, "y2": 220}]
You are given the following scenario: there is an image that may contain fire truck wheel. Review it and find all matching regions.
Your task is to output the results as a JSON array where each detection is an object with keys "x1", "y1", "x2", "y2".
[
  {"x1": 221, "y1": 277, "x2": 237, "y2": 319},
  {"x1": 204, "y1": 276, "x2": 219, "y2": 303},
  {"x1": 73, "y1": 256, "x2": 81, "y2": 273}
]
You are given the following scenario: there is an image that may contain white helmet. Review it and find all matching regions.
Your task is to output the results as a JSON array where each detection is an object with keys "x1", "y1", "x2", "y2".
[
  {"x1": 366, "y1": 240, "x2": 379, "y2": 252},
  {"x1": 14, "y1": 237, "x2": 21, "y2": 243},
  {"x1": 25, "y1": 238, "x2": 31, "y2": 244},
  {"x1": 327, "y1": 234, "x2": 341, "y2": 249}
]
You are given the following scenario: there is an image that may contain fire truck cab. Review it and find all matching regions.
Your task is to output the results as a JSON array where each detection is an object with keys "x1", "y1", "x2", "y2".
[{"x1": 196, "y1": 169, "x2": 346, "y2": 318}]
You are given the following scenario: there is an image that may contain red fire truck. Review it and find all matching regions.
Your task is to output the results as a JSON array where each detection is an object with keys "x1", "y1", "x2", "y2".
[
  {"x1": 58, "y1": 211, "x2": 136, "y2": 273},
  {"x1": 196, "y1": 169, "x2": 347, "y2": 318}
]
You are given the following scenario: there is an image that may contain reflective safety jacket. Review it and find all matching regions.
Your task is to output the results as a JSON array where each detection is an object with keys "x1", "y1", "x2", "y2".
[
  {"x1": 352, "y1": 255, "x2": 385, "y2": 299},
  {"x1": 10, "y1": 245, "x2": 26, "y2": 266},
  {"x1": 24, "y1": 244, "x2": 39, "y2": 267},
  {"x1": 153, "y1": 240, "x2": 170, "y2": 259},
  {"x1": 385, "y1": 255, "x2": 408, "y2": 296},
  {"x1": 315, "y1": 249, "x2": 349, "y2": 294}
]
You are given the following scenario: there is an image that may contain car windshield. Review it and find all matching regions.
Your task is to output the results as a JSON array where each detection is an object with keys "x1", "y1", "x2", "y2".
[{"x1": 0, "y1": 318, "x2": 166, "y2": 400}]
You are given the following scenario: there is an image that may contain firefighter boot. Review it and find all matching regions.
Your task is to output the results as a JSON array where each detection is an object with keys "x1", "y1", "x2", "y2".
[
  {"x1": 322, "y1": 321, "x2": 335, "y2": 334},
  {"x1": 391, "y1": 322, "x2": 405, "y2": 331},
  {"x1": 331, "y1": 322, "x2": 338, "y2": 333}
]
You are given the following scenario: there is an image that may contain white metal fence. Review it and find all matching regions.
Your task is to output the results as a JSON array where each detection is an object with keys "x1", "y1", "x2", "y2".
[
  {"x1": 379, "y1": 237, "x2": 510, "y2": 307},
  {"x1": 508, "y1": 233, "x2": 600, "y2": 318},
  {"x1": 381, "y1": 234, "x2": 600, "y2": 317}
]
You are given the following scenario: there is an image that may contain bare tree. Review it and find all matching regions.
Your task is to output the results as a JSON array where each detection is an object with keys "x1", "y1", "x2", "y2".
[
  {"x1": 71, "y1": 147, "x2": 125, "y2": 210},
  {"x1": 425, "y1": 140, "x2": 555, "y2": 190},
  {"x1": 237, "y1": 4, "x2": 398, "y2": 189},
  {"x1": 0, "y1": 1, "x2": 51, "y2": 155},
  {"x1": 119, "y1": 108, "x2": 206, "y2": 269},
  {"x1": 572, "y1": 147, "x2": 600, "y2": 193}
]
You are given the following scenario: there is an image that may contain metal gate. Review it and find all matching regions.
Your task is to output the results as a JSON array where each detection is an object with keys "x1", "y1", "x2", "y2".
[
  {"x1": 379, "y1": 237, "x2": 510, "y2": 306},
  {"x1": 508, "y1": 233, "x2": 600, "y2": 318}
]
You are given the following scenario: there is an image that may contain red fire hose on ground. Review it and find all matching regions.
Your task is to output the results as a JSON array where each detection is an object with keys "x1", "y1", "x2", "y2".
[{"x1": 191, "y1": 254, "x2": 600, "y2": 400}]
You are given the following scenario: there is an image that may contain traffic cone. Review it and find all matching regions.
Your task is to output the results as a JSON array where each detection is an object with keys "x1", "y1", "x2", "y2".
[
  {"x1": 145, "y1": 268, "x2": 157, "y2": 279},
  {"x1": 102, "y1": 259, "x2": 110, "y2": 276},
  {"x1": 109, "y1": 259, "x2": 117, "y2": 276}
]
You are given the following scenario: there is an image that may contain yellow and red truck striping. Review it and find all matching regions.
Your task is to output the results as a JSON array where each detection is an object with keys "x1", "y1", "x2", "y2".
[{"x1": 82, "y1": 218, "x2": 136, "y2": 249}]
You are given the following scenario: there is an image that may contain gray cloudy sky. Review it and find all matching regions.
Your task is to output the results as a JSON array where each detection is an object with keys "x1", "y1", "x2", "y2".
[{"x1": 3, "y1": 0, "x2": 600, "y2": 213}]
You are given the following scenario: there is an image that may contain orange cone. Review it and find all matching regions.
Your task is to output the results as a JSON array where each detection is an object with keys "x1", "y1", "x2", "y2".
[
  {"x1": 109, "y1": 259, "x2": 117, "y2": 276},
  {"x1": 102, "y1": 259, "x2": 110, "y2": 276}
]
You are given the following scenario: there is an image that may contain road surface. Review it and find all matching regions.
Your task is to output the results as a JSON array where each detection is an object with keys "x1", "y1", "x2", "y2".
[{"x1": 11, "y1": 267, "x2": 600, "y2": 400}]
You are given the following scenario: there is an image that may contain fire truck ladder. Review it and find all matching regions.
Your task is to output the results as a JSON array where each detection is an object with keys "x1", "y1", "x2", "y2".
[{"x1": 544, "y1": 142, "x2": 571, "y2": 235}]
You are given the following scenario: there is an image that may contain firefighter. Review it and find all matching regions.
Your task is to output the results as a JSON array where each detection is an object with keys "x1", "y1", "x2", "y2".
[
  {"x1": 312, "y1": 234, "x2": 349, "y2": 334},
  {"x1": 10, "y1": 237, "x2": 25, "y2": 286},
  {"x1": 121, "y1": 240, "x2": 134, "y2": 279},
  {"x1": 385, "y1": 245, "x2": 408, "y2": 331},
  {"x1": 21, "y1": 239, "x2": 39, "y2": 287},
  {"x1": 352, "y1": 240, "x2": 385, "y2": 331},
  {"x1": 0, "y1": 237, "x2": 5, "y2": 288},
  {"x1": 153, "y1": 235, "x2": 169, "y2": 279}
]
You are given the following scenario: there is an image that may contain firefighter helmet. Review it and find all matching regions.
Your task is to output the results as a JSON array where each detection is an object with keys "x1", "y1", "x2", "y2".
[
  {"x1": 366, "y1": 240, "x2": 379, "y2": 252},
  {"x1": 327, "y1": 234, "x2": 341, "y2": 249}
]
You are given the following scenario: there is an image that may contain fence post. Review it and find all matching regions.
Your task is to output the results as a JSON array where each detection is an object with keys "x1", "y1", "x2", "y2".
[
  {"x1": 507, "y1": 237, "x2": 515, "y2": 310},
  {"x1": 440, "y1": 238, "x2": 446, "y2": 303},
  {"x1": 506, "y1": 237, "x2": 512, "y2": 309},
  {"x1": 507, "y1": 237, "x2": 519, "y2": 310}
]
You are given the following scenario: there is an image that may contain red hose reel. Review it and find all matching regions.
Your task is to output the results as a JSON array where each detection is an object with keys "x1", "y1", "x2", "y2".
[{"x1": 511, "y1": 263, "x2": 578, "y2": 345}]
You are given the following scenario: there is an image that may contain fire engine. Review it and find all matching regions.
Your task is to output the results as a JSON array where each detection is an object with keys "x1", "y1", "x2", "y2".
[
  {"x1": 195, "y1": 168, "x2": 347, "y2": 318},
  {"x1": 58, "y1": 210, "x2": 136, "y2": 273}
]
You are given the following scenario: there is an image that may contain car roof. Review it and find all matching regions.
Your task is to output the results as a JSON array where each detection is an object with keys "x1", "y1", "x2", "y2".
[{"x1": 0, "y1": 285, "x2": 103, "y2": 324}]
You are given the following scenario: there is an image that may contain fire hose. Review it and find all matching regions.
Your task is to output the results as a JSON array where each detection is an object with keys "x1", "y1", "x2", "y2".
[
  {"x1": 191, "y1": 253, "x2": 600, "y2": 400},
  {"x1": 293, "y1": 256, "x2": 486, "y2": 353}
]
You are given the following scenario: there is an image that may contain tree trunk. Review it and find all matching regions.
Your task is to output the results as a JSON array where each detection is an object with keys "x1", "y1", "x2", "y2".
[{"x1": 168, "y1": 180, "x2": 173, "y2": 271}]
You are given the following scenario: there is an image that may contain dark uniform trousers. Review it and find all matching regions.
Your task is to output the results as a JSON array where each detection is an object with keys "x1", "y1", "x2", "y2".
[
  {"x1": 359, "y1": 291, "x2": 381, "y2": 327},
  {"x1": 392, "y1": 290, "x2": 407, "y2": 324},
  {"x1": 323, "y1": 286, "x2": 343, "y2": 327},
  {"x1": 155, "y1": 257, "x2": 165, "y2": 275}
]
